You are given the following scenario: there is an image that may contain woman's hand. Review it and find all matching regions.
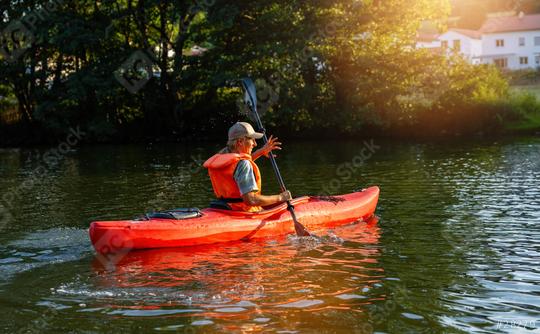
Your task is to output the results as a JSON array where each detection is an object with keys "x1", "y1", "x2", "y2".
[
  {"x1": 253, "y1": 135, "x2": 282, "y2": 160},
  {"x1": 261, "y1": 135, "x2": 282, "y2": 157},
  {"x1": 279, "y1": 190, "x2": 292, "y2": 202}
]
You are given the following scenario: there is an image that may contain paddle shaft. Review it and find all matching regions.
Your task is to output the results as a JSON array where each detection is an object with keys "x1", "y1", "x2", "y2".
[
  {"x1": 253, "y1": 116, "x2": 309, "y2": 237},
  {"x1": 242, "y1": 81, "x2": 310, "y2": 236},
  {"x1": 252, "y1": 118, "x2": 287, "y2": 192}
]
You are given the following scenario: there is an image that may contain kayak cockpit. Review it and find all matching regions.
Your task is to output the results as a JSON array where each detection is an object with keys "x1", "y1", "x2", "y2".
[
  {"x1": 204, "y1": 196, "x2": 311, "y2": 217},
  {"x1": 135, "y1": 208, "x2": 202, "y2": 221}
]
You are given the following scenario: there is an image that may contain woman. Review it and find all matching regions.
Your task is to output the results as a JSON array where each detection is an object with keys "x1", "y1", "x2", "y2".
[{"x1": 203, "y1": 122, "x2": 291, "y2": 212}]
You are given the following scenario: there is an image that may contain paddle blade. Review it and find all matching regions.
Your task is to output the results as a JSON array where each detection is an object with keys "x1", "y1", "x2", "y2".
[
  {"x1": 294, "y1": 222, "x2": 311, "y2": 237},
  {"x1": 240, "y1": 78, "x2": 258, "y2": 122},
  {"x1": 287, "y1": 205, "x2": 311, "y2": 237}
]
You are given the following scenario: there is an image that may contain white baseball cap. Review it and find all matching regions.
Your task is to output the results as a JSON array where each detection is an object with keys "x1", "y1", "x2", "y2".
[{"x1": 228, "y1": 122, "x2": 264, "y2": 140}]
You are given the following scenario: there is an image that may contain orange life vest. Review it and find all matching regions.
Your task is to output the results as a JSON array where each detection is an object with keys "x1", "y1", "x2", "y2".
[{"x1": 203, "y1": 153, "x2": 262, "y2": 212}]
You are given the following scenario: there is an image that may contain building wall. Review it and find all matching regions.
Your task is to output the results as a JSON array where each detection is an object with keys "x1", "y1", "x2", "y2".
[
  {"x1": 438, "y1": 31, "x2": 481, "y2": 63},
  {"x1": 471, "y1": 39, "x2": 482, "y2": 64},
  {"x1": 482, "y1": 30, "x2": 540, "y2": 69},
  {"x1": 416, "y1": 40, "x2": 441, "y2": 49}
]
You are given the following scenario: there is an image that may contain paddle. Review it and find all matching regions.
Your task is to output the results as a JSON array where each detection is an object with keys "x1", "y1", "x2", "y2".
[{"x1": 240, "y1": 78, "x2": 311, "y2": 237}]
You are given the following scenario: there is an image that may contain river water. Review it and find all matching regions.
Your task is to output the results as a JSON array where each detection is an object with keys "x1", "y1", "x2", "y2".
[{"x1": 0, "y1": 137, "x2": 539, "y2": 333}]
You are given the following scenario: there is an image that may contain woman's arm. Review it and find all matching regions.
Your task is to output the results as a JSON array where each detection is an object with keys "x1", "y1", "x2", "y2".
[{"x1": 242, "y1": 190, "x2": 292, "y2": 207}]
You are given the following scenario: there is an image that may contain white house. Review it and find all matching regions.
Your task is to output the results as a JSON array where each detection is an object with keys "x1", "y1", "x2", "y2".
[
  {"x1": 416, "y1": 32, "x2": 440, "y2": 50},
  {"x1": 438, "y1": 28, "x2": 482, "y2": 64},
  {"x1": 479, "y1": 13, "x2": 540, "y2": 69}
]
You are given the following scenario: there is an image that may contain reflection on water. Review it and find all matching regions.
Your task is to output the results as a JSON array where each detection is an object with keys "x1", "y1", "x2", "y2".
[
  {"x1": 83, "y1": 219, "x2": 382, "y2": 333},
  {"x1": 1, "y1": 219, "x2": 383, "y2": 333},
  {"x1": 1, "y1": 138, "x2": 540, "y2": 333}
]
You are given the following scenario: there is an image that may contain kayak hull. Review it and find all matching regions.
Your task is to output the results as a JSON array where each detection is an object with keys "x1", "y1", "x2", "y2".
[{"x1": 89, "y1": 186, "x2": 380, "y2": 253}]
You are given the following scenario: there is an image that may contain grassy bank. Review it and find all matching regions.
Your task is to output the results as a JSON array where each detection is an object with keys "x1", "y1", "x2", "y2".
[
  {"x1": 505, "y1": 84, "x2": 540, "y2": 133},
  {"x1": 512, "y1": 84, "x2": 540, "y2": 99}
]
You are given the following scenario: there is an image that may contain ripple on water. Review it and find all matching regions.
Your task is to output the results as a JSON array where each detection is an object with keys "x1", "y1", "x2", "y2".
[
  {"x1": 214, "y1": 307, "x2": 247, "y2": 313},
  {"x1": 55, "y1": 282, "x2": 197, "y2": 305},
  {"x1": 7, "y1": 228, "x2": 89, "y2": 249},
  {"x1": 435, "y1": 141, "x2": 540, "y2": 333},
  {"x1": 2, "y1": 139, "x2": 539, "y2": 333},
  {"x1": 107, "y1": 309, "x2": 203, "y2": 317},
  {"x1": 335, "y1": 293, "x2": 366, "y2": 300},
  {"x1": 275, "y1": 299, "x2": 324, "y2": 309},
  {"x1": 0, "y1": 228, "x2": 90, "y2": 283},
  {"x1": 154, "y1": 324, "x2": 185, "y2": 331},
  {"x1": 0, "y1": 257, "x2": 23, "y2": 264},
  {"x1": 191, "y1": 320, "x2": 214, "y2": 326},
  {"x1": 401, "y1": 312, "x2": 424, "y2": 320}
]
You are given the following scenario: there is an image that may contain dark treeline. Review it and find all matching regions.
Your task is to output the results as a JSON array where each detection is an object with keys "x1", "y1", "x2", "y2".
[{"x1": 0, "y1": 0, "x2": 535, "y2": 145}]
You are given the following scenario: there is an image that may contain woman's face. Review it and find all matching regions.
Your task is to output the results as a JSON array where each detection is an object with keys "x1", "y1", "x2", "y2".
[{"x1": 237, "y1": 137, "x2": 257, "y2": 154}]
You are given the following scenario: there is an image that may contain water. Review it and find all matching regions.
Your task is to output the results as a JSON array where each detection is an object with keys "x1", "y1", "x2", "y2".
[{"x1": 1, "y1": 137, "x2": 539, "y2": 333}]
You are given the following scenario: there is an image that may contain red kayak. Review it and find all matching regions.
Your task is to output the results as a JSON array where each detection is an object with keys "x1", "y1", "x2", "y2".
[
  {"x1": 92, "y1": 216, "x2": 380, "y2": 289},
  {"x1": 89, "y1": 186, "x2": 380, "y2": 253}
]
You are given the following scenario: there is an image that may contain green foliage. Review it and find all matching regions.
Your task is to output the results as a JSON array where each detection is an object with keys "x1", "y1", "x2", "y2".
[
  {"x1": 501, "y1": 91, "x2": 540, "y2": 131},
  {"x1": 0, "y1": 84, "x2": 17, "y2": 112},
  {"x1": 510, "y1": 92, "x2": 540, "y2": 116},
  {"x1": 0, "y1": 0, "x2": 530, "y2": 143}
]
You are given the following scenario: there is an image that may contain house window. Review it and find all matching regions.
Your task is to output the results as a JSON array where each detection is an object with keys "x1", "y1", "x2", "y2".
[
  {"x1": 496, "y1": 39, "x2": 505, "y2": 47},
  {"x1": 441, "y1": 40, "x2": 448, "y2": 49},
  {"x1": 519, "y1": 37, "x2": 525, "y2": 46},
  {"x1": 536, "y1": 55, "x2": 540, "y2": 65},
  {"x1": 453, "y1": 39, "x2": 461, "y2": 52},
  {"x1": 520, "y1": 57, "x2": 528, "y2": 65},
  {"x1": 535, "y1": 37, "x2": 540, "y2": 46},
  {"x1": 494, "y1": 58, "x2": 508, "y2": 68}
]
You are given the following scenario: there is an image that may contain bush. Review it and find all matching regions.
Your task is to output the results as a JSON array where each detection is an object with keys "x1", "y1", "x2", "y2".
[
  {"x1": 504, "y1": 69, "x2": 540, "y2": 85},
  {"x1": 498, "y1": 91, "x2": 540, "y2": 131},
  {"x1": 0, "y1": 84, "x2": 17, "y2": 113},
  {"x1": 350, "y1": 54, "x2": 512, "y2": 137}
]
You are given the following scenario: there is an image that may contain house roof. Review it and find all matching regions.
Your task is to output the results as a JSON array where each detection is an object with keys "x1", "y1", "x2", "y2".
[
  {"x1": 416, "y1": 32, "x2": 439, "y2": 42},
  {"x1": 480, "y1": 13, "x2": 540, "y2": 33},
  {"x1": 448, "y1": 28, "x2": 481, "y2": 39}
]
